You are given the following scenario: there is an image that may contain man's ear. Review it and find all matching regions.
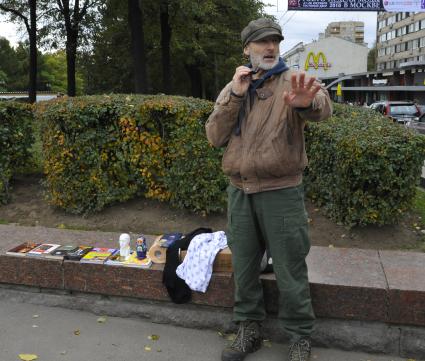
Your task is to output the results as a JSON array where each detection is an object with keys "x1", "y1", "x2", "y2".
[{"x1": 243, "y1": 45, "x2": 250, "y2": 57}]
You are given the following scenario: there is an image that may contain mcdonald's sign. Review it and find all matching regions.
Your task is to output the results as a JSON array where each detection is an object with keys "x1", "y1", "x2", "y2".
[{"x1": 304, "y1": 51, "x2": 331, "y2": 71}]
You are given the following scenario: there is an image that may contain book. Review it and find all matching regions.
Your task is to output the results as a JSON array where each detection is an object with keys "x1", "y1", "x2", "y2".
[
  {"x1": 45, "y1": 245, "x2": 80, "y2": 260},
  {"x1": 123, "y1": 252, "x2": 152, "y2": 269},
  {"x1": 27, "y1": 243, "x2": 62, "y2": 257},
  {"x1": 6, "y1": 242, "x2": 41, "y2": 257},
  {"x1": 64, "y1": 246, "x2": 93, "y2": 261},
  {"x1": 80, "y1": 248, "x2": 118, "y2": 264},
  {"x1": 105, "y1": 251, "x2": 152, "y2": 269}
]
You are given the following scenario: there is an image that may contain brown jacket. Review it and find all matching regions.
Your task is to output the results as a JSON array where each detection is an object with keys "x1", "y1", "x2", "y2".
[{"x1": 205, "y1": 69, "x2": 332, "y2": 193}]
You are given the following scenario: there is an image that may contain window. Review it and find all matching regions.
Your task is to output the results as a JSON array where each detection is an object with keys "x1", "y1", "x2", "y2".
[{"x1": 415, "y1": 21, "x2": 420, "y2": 32}]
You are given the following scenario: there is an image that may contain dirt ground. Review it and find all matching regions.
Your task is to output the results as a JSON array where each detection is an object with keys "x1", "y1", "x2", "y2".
[{"x1": 0, "y1": 175, "x2": 424, "y2": 252}]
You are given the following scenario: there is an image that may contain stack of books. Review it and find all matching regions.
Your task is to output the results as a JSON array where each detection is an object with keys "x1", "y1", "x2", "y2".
[{"x1": 5, "y1": 242, "x2": 152, "y2": 269}]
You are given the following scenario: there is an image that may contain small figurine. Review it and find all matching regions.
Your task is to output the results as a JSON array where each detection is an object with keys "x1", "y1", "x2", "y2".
[
  {"x1": 119, "y1": 233, "x2": 131, "y2": 260},
  {"x1": 136, "y1": 235, "x2": 148, "y2": 260}
]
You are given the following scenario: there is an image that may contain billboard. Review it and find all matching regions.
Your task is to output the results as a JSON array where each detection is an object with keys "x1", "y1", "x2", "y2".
[
  {"x1": 287, "y1": 0, "x2": 425, "y2": 11},
  {"x1": 287, "y1": 0, "x2": 384, "y2": 11}
]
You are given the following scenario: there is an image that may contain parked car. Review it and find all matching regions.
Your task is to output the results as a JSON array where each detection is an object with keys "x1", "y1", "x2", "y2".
[
  {"x1": 406, "y1": 112, "x2": 425, "y2": 135},
  {"x1": 370, "y1": 100, "x2": 421, "y2": 124}
]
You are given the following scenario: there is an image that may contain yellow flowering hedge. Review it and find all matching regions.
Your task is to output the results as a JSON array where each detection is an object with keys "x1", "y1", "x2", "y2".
[
  {"x1": 305, "y1": 103, "x2": 425, "y2": 226},
  {"x1": 37, "y1": 94, "x2": 227, "y2": 214},
  {"x1": 0, "y1": 101, "x2": 34, "y2": 204}
]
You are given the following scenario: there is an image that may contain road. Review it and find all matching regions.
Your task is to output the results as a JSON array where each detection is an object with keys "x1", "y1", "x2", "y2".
[{"x1": 0, "y1": 299, "x2": 415, "y2": 361}]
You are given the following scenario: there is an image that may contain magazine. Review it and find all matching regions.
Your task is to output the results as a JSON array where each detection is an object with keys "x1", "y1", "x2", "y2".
[
  {"x1": 45, "y1": 245, "x2": 80, "y2": 260},
  {"x1": 64, "y1": 246, "x2": 93, "y2": 261},
  {"x1": 6, "y1": 242, "x2": 40, "y2": 257},
  {"x1": 80, "y1": 248, "x2": 118, "y2": 264},
  {"x1": 105, "y1": 251, "x2": 152, "y2": 269},
  {"x1": 27, "y1": 243, "x2": 61, "y2": 257}
]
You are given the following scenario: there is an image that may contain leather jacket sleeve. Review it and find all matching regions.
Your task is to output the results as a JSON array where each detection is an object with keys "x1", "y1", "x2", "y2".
[{"x1": 205, "y1": 82, "x2": 244, "y2": 148}]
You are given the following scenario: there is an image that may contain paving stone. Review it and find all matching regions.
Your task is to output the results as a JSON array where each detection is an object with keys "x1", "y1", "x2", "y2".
[
  {"x1": 380, "y1": 250, "x2": 425, "y2": 326},
  {"x1": 306, "y1": 246, "x2": 388, "y2": 322}
]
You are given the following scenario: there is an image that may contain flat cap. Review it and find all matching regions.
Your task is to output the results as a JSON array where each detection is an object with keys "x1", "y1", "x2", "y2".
[{"x1": 241, "y1": 18, "x2": 284, "y2": 47}]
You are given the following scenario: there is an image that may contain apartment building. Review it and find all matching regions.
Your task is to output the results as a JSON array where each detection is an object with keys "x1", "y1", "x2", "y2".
[
  {"x1": 324, "y1": 21, "x2": 365, "y2": 45},
  {"x1": 377, "y1": 12, "x2": 425, "y2": 71}
]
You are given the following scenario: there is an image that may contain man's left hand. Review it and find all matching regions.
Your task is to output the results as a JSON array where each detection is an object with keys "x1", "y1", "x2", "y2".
[{"x1": 283, "y1": 72, "x2": 321, "y2": 108}]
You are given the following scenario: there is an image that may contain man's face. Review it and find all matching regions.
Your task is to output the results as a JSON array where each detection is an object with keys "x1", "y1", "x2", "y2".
[{"x1": 244, "y1": 35, "x2": 280, "y2": 70}]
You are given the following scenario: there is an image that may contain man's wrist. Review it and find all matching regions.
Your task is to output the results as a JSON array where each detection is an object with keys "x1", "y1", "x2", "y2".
[{"x1": 295, "y1": 103, "x2": 314, "y2": 112}]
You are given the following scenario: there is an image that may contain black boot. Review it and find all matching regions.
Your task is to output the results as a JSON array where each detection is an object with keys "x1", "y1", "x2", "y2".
[
  {"x1": 221, "y1": 321, "x2": 262, "y2": 361},
  {"x1": 288, "y1": 338, "x2": 311, "y2": 361}
]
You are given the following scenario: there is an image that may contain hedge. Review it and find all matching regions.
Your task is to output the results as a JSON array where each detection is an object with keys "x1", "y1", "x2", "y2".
[
  {"x1": 304, "y1": 103, "x2": 425, "y2": 226},
  {"x1": 37, "y1": 94, "x2": 226, "y2": 214},
  {"x1": 0, "y1": 101, "x2": 34, "y2": 204},
  {"x1": 37, "y1": 97, "x2": 425, "y2": 226}
]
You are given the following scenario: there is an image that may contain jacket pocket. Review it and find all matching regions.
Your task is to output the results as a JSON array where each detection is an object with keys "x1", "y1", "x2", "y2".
[{"x1": 222, "y1": 136, "x2": 241, "y2": 176}]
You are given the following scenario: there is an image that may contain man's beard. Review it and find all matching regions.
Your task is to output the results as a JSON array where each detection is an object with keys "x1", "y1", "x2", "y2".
[{"x1": 250, "y1": 52, "x2": 279, "y2": 70}]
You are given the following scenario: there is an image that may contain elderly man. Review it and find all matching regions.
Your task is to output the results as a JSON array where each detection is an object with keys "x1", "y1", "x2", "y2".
[{"x1": 206, "y1": 18, "x2": 332, "y2": 361}]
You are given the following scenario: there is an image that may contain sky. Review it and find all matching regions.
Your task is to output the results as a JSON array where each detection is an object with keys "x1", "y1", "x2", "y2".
[{"x1": 0, "y1": 1, "x2": 377, "y2": 51}]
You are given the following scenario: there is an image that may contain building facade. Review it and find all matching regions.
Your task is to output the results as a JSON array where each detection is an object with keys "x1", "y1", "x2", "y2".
[
  {"x1": 377, "y1": 12, "x2": 425, "y2": 71},
  {"x1": 282, "y1": 36, "x2": 369, "y2": 79},
  {"x1": 324, "y1": 21, "x2": 365, "y2": 45}
]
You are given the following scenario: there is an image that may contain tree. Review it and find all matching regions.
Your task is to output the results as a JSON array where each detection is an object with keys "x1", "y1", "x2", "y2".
[
  {"x1": 79, "y1": 0, "x2": 133, "y2": 94},
  {"x1": 42, "y1": 0, "x2": 104, "y2": 96},
  {"x1": 367, "y1": 43, "x2": 377, "y2": 71},
  {"x1": 0, "y1": 0, "x2": 38, "y2": 102},
  {"x1": 128, "y1": 0, "x2": 148, "y2": 93},
  {"x1": 159, "y1": 0, "x2": 171, "y2": 93}
]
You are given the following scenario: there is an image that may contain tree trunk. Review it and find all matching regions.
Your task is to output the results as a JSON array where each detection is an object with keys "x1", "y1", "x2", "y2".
[
  {"x1": 160, "y1": 0, "x2": 171, "y2": 94},
  {"x1": 28, "y1": 0, "x2": 37, "y2": 103},
  {"x1": 66, "y1": 30, "x2": 78, "y2": 96},
  {"x1": 185, "y1": 64, "x2": 202, "y2": 98},
  {"x1": 128, "y1": 0, "x2": 148, "y2": 93}
]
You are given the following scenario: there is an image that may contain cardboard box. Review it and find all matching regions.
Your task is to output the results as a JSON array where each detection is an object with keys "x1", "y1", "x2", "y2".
[{"x1": 180, "y1": 247, "x2": 232, "y2": 273}]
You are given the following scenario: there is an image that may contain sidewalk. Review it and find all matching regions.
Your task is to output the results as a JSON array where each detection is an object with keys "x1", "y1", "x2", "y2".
[{"x1": 0, "y1": 299, "x2": 413, "y2": 361}]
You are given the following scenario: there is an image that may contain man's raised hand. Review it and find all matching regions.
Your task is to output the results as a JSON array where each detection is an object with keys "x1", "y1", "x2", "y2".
[{"x1": 283, "y1": 72, "x2": 321, "y2": 108}]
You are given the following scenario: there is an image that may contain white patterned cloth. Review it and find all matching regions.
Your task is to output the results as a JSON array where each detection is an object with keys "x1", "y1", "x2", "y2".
[{"x1": 176, "y1": 231, "x2": 228, "y2": 292}]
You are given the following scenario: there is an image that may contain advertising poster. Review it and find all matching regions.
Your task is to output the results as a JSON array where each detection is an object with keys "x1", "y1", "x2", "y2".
[
  {"x1": 287, "y1": 0, "x2": 384, "y2": 11},
  {"x1": 382, "y1": 0, "x2": 424, "y2": 12},
  {"x1": 287, "y1": 0, "x2": 425, "y2": 11}
]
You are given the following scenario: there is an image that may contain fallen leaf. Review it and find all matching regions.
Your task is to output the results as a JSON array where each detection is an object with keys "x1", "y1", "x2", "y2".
[
  {"x1": 148, "y1": 334, "x2": 159, "y2": 341},
  {"x1": 74, "y1": 329, "x2": 80, "y2": 336},
  {"x1": 32, "y1": 315, "x2": 39, "y2": 319},
  {"x1": 263, "y1": 340, "x2": 272, "y2": 348},
  {"x1": 144, "y1": 346, "x2": 151, "y2": 351},
  {"x1": 57, "y1": 223, "x2": 66, "y2": 229},
  {"x1": 97, "y1": 316, "x2": 107, "y2": 323},
  {"x1": 18, "y1": 355, "x2": 38, "y2": 361},
  {"x1": 225, "y1": 333, "x2": 236, "y2": 341}
]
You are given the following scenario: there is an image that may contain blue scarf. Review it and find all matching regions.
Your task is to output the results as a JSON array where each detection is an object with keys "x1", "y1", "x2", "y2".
[{"x1": 235, "y1": 58, "x2": 289, "y2": 135}]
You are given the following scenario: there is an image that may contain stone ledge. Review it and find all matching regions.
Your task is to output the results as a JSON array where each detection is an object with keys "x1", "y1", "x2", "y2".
[{"x1": 0, "y1": 237, "x2": 425, "y2": 327}]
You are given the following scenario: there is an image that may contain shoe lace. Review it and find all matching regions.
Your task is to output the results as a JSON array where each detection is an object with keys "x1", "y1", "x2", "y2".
[
  {"x1": 231, "y1": 322, "x2": 259, "y2": 353},
  {"x1": 289, "y1": 339, "x2": 311, "y2": 361}
]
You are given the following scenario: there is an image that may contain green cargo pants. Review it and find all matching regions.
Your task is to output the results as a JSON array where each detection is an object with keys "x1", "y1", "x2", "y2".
[{"x1": 226, "y1": 183, "x2": 315, "y2": 340}]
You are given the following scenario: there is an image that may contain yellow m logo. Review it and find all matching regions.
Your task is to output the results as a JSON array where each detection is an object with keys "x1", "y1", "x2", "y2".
[{"x1": 304, "y1": 51, "x2": 328, "y2": 71}]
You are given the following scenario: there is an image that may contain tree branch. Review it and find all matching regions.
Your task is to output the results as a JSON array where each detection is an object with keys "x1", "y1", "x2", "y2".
[{"x1": 0, "y1": 4, "x2": 30, "y2": 33}]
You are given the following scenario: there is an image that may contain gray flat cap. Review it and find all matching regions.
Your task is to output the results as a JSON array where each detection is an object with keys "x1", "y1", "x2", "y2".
[{"x1": 241, "y1": 18, "x2": 284, "y2": 47}]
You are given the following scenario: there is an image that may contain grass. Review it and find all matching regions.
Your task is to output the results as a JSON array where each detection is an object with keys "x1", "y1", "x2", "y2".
[{"x1": 413, "y1": 187, "x2": 425, "y2": 226}]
